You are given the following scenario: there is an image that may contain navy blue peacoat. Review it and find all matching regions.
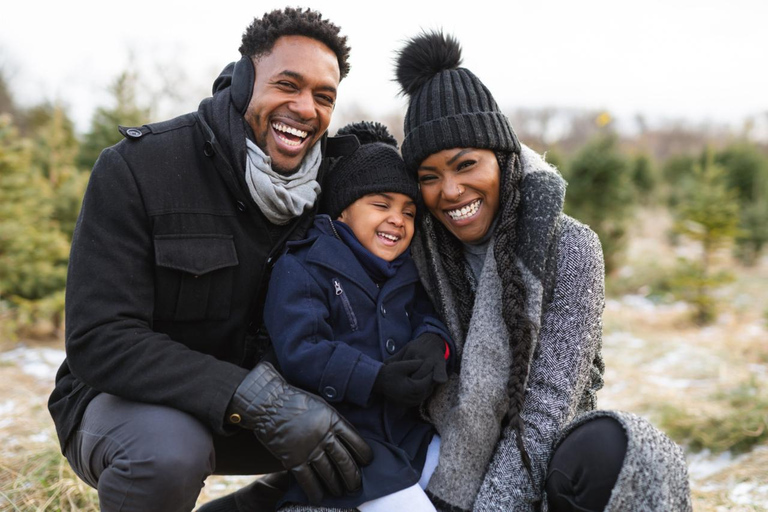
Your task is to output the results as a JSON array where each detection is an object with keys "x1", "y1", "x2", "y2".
[{"x1": 264, "y1": 215, "x2": 454, "y2": 507}]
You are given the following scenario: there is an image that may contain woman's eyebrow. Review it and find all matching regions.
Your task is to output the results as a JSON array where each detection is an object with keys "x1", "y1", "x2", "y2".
[{"x1": 446, "y1": 149, "x2": 473, "y2": 165}]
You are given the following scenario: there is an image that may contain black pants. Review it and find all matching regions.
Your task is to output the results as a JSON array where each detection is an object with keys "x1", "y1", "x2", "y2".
[
  {"x1": 64, "y1": 393, "x2": 283, "y2": 512},
  {"x1": 545, "y1": 417, "x2": 628, "y2": 512}
]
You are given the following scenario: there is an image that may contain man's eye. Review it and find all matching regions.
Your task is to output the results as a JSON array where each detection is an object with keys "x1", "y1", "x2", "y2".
[
  {"x1": 277, "y1": 81, "x2": 297, "y2": 89},
  {"x1": 316, "y1": 94, "x2": 335, "y2": 106}
]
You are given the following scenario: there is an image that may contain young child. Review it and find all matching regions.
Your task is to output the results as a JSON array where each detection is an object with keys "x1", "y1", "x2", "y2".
[{"x1": 263, "y1": 122, "x2": 453, "y2": 511}]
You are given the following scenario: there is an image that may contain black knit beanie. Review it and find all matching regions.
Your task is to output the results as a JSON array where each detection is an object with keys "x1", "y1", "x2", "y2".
[
  {"x1": 395, "y1": 30, "x2": 521, "y2": 172},
  {"x1": 321, "y1": 121, "x2": 419, "y2": 219}
]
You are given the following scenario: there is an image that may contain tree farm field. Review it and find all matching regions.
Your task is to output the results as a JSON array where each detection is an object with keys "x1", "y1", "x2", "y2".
[{"x1": 0, "y1": 209, "x2": 767, "y2": 511}]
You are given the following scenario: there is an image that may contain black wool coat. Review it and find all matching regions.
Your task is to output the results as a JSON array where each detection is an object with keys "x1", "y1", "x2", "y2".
[{"x1": 48, "y1": 69, "x2": 324, "y2": 451}]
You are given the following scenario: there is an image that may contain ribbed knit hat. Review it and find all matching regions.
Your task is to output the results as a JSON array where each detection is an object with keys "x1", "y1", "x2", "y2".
[
  {"x1": 321, "y1": 121, "x2": 419, "y2": 219},
  {"x1": 395, "y1": 31, "x2": 521, "y2": 171}
]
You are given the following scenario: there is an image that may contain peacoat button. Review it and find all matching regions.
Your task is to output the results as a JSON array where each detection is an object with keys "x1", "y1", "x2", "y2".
[
  {"x1": 323, "y1": 386, "x2": 337, "y2": 399},
  {"x1": 126, "y1": 128, "x2": 143, "y2": 138},
  {"x1": 228, "y1": 413, "x2": 242, "y2": 424},
  {"x1": 203, "y1": 141, "x2": 215, "y2": 157},
  {"x1": 386, "y1": 338, "x2": 397, "y2": 354},
  {"x1": 380, "y1": 304, "x2": 387, "y2": 316}
]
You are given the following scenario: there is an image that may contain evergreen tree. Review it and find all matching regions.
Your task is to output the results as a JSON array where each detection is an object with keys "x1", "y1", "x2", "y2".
[
  {"x1": 78, "y1": 70, "x2": 151, "y2": 170},
  {"x1": 29, "y1": 103, "x2": 88, "y2": 238},
  {"x1": 672, "y1": 151, "x2": 740, "y2": 325},
  {"x1": 563, "y1": 134, "x2": 634, "y2": 273},
  {"x1": 0, "y1": 115, "x2": 70, "y2": 332},
  {"x1": 715, "y1": 143, "x2": 768, "y2": 265},
  {"x1": 631, "y1": 153, "x2": 657, "y2": 204}
]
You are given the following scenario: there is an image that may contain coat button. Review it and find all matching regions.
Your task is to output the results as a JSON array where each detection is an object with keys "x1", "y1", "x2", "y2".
[
  {"x1": 126, "y1": 128, "x2": 143, "y2": 138},
  {"x1": 386, "y1": 338, "x2": 397, "y2": 354},
  {"x1": 236, "y1": 201, "x2": 246, "y2": 212},
  {"x1": 380, "y1": 304, "x2": 387, "y2": 316},
  {"x1": 203, "y1": 141, "x2": 215, "y2": 157},
  {"x1": 323, "y1": 386, "x2": 337, "y2": 399},
  {"x1": 228, "y1": 413, "x2": 242, "y2": 424}
]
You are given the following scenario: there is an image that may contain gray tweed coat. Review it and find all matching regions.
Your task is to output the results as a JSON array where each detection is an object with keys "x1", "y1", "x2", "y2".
[{"x1": 279, "y1": 146, "x2": 691, "y2": 511}]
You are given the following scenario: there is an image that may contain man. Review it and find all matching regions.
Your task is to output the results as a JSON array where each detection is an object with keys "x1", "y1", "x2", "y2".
[{"x1": 48, "y1": 8, "x2": 372, "y2": 512}]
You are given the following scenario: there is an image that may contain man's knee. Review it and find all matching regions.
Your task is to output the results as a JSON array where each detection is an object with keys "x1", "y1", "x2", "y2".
[{"x1": 69, "y1": 394, "x2": 216, "y2": 511}]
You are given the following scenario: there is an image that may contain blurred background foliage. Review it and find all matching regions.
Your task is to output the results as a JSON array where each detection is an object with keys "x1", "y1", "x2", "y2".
[{"x1": 2, "y1": 63, "x2": 768, "y2": 335}]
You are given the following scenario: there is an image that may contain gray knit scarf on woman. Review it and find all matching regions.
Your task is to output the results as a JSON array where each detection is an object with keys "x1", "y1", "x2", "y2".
[{"x1": 245, "y1": 138, "x2": 322, "y2": 225}]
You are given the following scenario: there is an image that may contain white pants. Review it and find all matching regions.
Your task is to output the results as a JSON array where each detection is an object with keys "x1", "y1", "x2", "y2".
[{"x1": 357, "y1": 436, "x2": 441, "y2": 512}]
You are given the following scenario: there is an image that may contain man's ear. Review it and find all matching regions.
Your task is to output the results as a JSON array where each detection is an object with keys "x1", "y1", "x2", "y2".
[{"x1": 231, "y1": 55, "x2": 255, "y2": 115}]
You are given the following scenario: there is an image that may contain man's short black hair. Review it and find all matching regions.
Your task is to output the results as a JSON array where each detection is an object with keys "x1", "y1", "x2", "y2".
[{"x1": 240, "y1": 7, "x2": 351, "y2": 80}]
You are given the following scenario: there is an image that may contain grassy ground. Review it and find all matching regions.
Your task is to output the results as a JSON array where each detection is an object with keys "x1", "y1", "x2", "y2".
[{"x1": 1, "y1": 209, "x2": 766, "y2": 511}]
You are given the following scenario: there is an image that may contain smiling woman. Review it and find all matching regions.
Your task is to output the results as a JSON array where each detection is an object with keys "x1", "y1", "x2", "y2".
[{"x1": 391, "y1": 30, "x2": 694, "y2": 512}]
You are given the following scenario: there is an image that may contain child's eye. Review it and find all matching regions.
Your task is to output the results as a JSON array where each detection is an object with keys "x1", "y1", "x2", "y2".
[
  {"x1": 403, "y1": 211, "x2": 416, "y2": 218},
  {"x1": 372, "y1": 203, "x2": 388, "y2": 209},
  {"x1": 418, "y1": 174, "x2": 437, "y2": 183}
]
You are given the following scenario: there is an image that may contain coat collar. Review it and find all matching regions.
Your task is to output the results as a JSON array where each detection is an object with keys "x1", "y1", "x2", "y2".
[{"x1": 300, "y1": 215, "x2": 420, "y2": 301}]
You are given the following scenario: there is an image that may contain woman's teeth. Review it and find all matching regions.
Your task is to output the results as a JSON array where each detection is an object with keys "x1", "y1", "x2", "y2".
[
  {"x1": 272, "y1": 122, "x2": 308, "y2": 146},
  {"x1": 447, "y1": 199, "x2": 481, "y2": 220}
]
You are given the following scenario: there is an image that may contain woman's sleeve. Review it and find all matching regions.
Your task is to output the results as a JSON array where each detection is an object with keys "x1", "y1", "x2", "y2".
[
  {"x1": 473, "y1": 218, "x2": 606, "y2": 511},
  {"x1": 264, "y1": 255, "x2": 383, "y2": 408}
]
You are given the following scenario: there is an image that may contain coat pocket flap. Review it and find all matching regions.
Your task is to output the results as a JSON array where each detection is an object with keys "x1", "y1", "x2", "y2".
[{"x1": 154, "y1": 235, "x2": 238, "y2": 275}]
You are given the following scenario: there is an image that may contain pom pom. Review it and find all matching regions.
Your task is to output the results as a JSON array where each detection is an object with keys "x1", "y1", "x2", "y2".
[
  {"x1": 336, "y1": 121, "x2": 398, "y2": 149},
  {"x1": 395, "y1": 30, "x2": 462, "y2": 97}
]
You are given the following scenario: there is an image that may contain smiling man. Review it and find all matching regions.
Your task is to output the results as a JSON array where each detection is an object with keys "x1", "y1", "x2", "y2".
[{"x1": 48, "y1": 8, "x2": 373, "y2": 512}]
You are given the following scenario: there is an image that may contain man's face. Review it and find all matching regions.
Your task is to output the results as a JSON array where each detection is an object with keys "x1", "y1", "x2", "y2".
[{"x1": 245, "y1": 35, "x2": 341, "y2": 174}]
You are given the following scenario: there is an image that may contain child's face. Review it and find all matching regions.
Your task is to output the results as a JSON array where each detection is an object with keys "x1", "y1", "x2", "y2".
[{"x1": 338, "y1": 192, "x2": 416, "y2": 261}]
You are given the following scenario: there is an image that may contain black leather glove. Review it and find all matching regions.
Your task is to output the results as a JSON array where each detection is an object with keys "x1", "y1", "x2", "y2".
[
  {"x1": 226, "y1": 362, "x2": 374, "y2": 504},
  {"x1": 392, "y1": 332, "x2": 449, "y2": 384},
  {"x1": 373, "y1": 358, "x2": 435, "y2": 407}
]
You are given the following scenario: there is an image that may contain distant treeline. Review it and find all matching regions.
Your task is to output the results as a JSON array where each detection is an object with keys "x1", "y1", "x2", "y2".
[{"x1": 1, "y1": 69, "x2": 766, "y2": 334}]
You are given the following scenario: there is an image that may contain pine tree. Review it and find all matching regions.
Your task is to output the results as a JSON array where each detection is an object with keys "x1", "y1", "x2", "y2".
[
  {"x1": 672, "y1": 150, "x2": 740, "y2": 325},
  {"x1": 0, "y1": 115, "x2": 70, "y2": 333},
  {"x1": 562, "y1": 134, "x2": 635, "y2": 273},
  {"x1": 715, "y1": 143, "x2": 768, "y2": 265}
]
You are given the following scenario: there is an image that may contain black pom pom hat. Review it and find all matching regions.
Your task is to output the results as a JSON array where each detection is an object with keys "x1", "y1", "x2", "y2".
[
  {"x1": 321, "y1": 121, "x2": 419, "y2": 219},
  {"x1": 395, "y1": 31, "x2": 521, "y2": 172}
]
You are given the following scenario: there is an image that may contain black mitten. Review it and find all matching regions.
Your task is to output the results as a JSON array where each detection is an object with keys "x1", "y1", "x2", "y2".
[
  {"x1": 394, "y1": 332, "x2": 448, "y2": 383},
  {"x1": 373, "y1": 359, "x2": 434, "y2": 407}
]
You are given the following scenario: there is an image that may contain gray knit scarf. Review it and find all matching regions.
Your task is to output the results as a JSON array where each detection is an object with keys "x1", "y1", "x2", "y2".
[
  {"x1": 245, "y1": 138, "x2": 321, "y2": 225},
  {"x1": 423, "y1": 229, "x2": 513, "y2": 511}
]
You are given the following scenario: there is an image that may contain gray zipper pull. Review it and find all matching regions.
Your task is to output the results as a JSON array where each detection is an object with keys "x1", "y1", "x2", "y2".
[{"x1": 334, "y1": 279, "x2": 343, "y2": 295}]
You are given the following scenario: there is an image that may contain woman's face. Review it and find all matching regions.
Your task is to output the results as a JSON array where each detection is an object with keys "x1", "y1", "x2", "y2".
[{"x1": 417, "y1": 148, "x2": 501, "y2": 243}]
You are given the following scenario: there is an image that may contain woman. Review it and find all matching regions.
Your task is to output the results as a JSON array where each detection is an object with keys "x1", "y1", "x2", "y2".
[
  {"x1": 279, "y1": 31, "x2": 691, "y2": 512},
  {"x1": 393, "y1": 31, "x2": 691, "y2": 512}
]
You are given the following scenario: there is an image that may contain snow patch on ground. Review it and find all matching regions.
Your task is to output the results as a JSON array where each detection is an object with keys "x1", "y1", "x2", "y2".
[{"x1": 0, "y1": 345, "x2": 65, "y2": 382}]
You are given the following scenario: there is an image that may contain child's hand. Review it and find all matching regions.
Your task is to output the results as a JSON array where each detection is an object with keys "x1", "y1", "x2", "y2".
[
  {"x1": 373, "y1": 359, "x2": 434, "y2": 407},
  {"x1": 394, "y1": 333, "x2": 448, "y2": 384}
]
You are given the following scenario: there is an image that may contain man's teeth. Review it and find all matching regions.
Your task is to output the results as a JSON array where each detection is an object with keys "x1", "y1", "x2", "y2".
[
  {"x1": 447, "y1": 199, "x2": 481, "y2": 220},
  {"x1": 272, "y1": 122, "x2": 308, "y2": 146},
  {"x1": 378, "y1": 232, "x2": 400, "y2": 242}
]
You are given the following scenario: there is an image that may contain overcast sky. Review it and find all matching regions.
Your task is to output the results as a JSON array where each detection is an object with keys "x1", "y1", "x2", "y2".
[{"x1": 1, "y1": 0, "x2": 766, "y2": 134}]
